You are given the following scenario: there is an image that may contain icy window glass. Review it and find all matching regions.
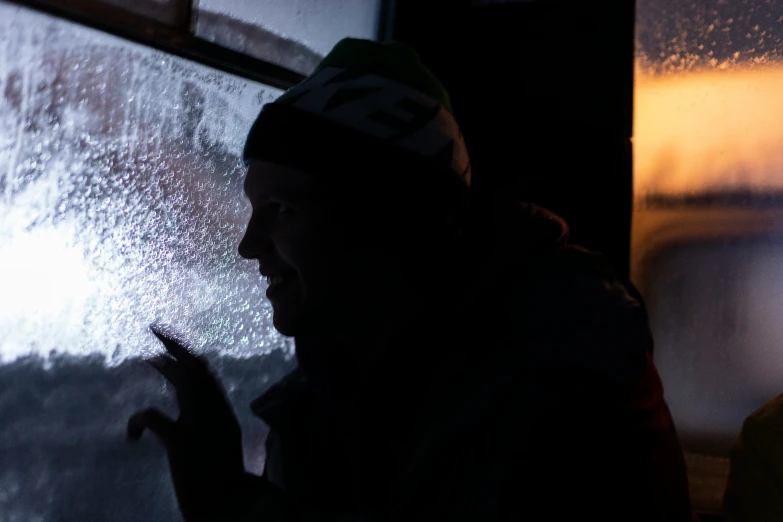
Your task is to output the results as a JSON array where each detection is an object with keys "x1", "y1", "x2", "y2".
[
  {"x1": 195, "y1": 0, "x2": 382, "y2": 75},
  {"x1": 0, "y1": 2, "x2": 295, "y2": 520},
  {"x1": 634, "y1": 0, "x2": 783, "y2": 510}
]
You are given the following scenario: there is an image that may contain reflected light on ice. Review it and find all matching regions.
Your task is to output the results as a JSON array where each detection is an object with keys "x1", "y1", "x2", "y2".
[{"x1": 0, "y1": 225, "x2": 98, "y2": 361}]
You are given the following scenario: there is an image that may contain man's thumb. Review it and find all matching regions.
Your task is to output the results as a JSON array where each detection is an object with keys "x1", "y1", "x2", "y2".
[{"x1": 128, "y1": 408, "x2": 175, "y2": 444}]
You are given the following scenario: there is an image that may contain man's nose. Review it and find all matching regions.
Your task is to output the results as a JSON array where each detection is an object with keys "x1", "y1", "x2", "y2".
[{"x1": 238, "y1": 216, "x2": 273, "y2": 260}]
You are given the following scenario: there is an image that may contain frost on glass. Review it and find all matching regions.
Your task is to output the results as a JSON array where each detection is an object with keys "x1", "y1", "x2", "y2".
[
  {"x1": 0, "y1": 3, "x2": 295, "y2": 521},
  {"x1": 195, "y1": 0, "x2": 381, "y2": 75},
  {"x1": 636, "y1": 0, "x2": 783, "y2": 75},
  {"x1": 635, "y1": 0, "x2": 783, "y2": 197},
  {"x1": 634, "y1": 0, "x2": 783, "y2": 466}
]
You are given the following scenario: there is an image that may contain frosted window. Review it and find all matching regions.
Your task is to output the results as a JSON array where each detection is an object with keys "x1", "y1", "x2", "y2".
[
  {"x1": 0, "y1": 2, "x2": 295, "y2": 520},
  {"x1": 635, "y1": 1, "x2": 783, "y2": 197},
  {"x1": 638, "y1": 237, "x2": 783, "y2": 447},
  {"x1": 634, "y1": 0, "x2": 783, "y2": 509},
  {"x1": 195, "y1": 0, "x2": 382, "y2": 75}
]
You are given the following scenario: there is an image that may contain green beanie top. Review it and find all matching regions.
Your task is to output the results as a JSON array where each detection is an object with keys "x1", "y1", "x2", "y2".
[{"x1": 243, "y1": 38, "x2": 472, "y2": 190}]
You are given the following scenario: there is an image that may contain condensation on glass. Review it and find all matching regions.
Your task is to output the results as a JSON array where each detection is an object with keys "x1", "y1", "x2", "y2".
[
  {"x1": 634, "y1": 0, "x2": 783, "y2": 509},
  {"x1": 194, "y1": 0, "x2": 382, "y2": 75},
  {"x1": 0, "y1": 2, "x2": 295, "y2": 520}
]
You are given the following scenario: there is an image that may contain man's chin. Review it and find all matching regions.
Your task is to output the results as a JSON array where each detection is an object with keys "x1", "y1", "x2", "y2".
[{"x1": 272, "y1": 315, "x2": 298, "y2": 337}]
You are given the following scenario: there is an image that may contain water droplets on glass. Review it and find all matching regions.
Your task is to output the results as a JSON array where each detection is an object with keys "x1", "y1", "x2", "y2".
[{"x1": 0, "y1": 2, "x2": 286, "y2": 364}]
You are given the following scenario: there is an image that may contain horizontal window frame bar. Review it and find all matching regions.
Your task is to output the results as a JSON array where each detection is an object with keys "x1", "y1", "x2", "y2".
[{"x1": 4, "y1": 0, "x2": 306, "y2": 90}]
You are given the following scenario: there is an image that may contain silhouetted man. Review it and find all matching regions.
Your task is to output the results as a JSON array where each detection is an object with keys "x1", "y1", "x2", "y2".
[{"x1": 128, "y1": 38, "x2": 693, "y2": 521}]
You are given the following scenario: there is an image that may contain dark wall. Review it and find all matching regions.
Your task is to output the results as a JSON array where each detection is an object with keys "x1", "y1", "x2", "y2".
[{"x1": 391, "y1": 0, "x2": 635, "y2": 278}]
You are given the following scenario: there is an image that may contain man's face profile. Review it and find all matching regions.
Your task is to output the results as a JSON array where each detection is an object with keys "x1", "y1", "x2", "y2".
[
  {"x1": 238, "y1": 161, "x2": 328, "y2": 336},
  {"x1": 239, "y1": 159, "x2": 430, "y2": 364}
]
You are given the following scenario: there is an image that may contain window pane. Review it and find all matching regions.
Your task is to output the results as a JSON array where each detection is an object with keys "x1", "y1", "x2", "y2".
[
  {"x1": 0, "y1": 2, "x2": 293, "y2": 520},
  {"x1": 195, "y1": 0, "x2": 382, "y2": 75},
  {"x1": 634, "y1": 0, "x2": 783, "y2": 510}
]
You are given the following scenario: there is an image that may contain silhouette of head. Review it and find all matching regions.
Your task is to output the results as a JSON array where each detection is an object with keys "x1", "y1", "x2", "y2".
[
  {"x1": 239, "y1": 38, "x2": 471, "y2": 346},
  {"x1": 238, "y1": 159, "x2": 467, "y2": 339}
]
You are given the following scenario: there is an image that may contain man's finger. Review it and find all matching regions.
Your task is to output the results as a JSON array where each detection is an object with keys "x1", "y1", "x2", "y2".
[
  {"x1": 150, "y1": 325, "x2": 204, "y2": 369},
  {"x1": 146, "y1": 355, "x2": 184, "y2": 388},
  {"x1": 127, "y1": 408, "x2": 175, "y2": 445},
  {"x1": 146, "y1": 355, "x2": 203, "y2": 410}
]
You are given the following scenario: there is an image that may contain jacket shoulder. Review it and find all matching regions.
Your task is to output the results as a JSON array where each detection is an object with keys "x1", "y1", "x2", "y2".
[{"x1": 510, "y1": 245, "x2": 652, "y2": 383}]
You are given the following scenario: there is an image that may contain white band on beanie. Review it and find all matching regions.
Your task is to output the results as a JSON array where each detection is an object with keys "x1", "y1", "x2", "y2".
[{"x1": 278, "y1": 66, "x2": 472, "y2": 186}]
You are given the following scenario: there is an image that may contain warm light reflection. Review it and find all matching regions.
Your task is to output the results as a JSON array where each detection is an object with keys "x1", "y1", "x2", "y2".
[
  {"x1": 634, "y1": 66, "x2": 783, "y2": 197},
  {"x1": 632, "y1": 62, "x2": 783, "y2": 459}
]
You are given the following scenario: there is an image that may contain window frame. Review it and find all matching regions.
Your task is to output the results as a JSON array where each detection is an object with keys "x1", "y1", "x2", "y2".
[{"x1": 5, "y1": 0, "x2": 394, "y2": 91}]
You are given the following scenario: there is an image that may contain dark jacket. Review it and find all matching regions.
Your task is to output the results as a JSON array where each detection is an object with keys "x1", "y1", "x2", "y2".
[{"x1": 245, "y1": 202, "x2": 693, "y2": 521}]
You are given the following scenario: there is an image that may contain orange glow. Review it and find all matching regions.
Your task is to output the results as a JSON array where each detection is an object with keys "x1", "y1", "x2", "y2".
[{"x1": 634, "y1": 66, "x2": 783, "y2": 197}]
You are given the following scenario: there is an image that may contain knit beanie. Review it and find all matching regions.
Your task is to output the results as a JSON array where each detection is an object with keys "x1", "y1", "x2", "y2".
[{"x1": 243, "y1": 38, "x2": 471, "y2": 208}]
